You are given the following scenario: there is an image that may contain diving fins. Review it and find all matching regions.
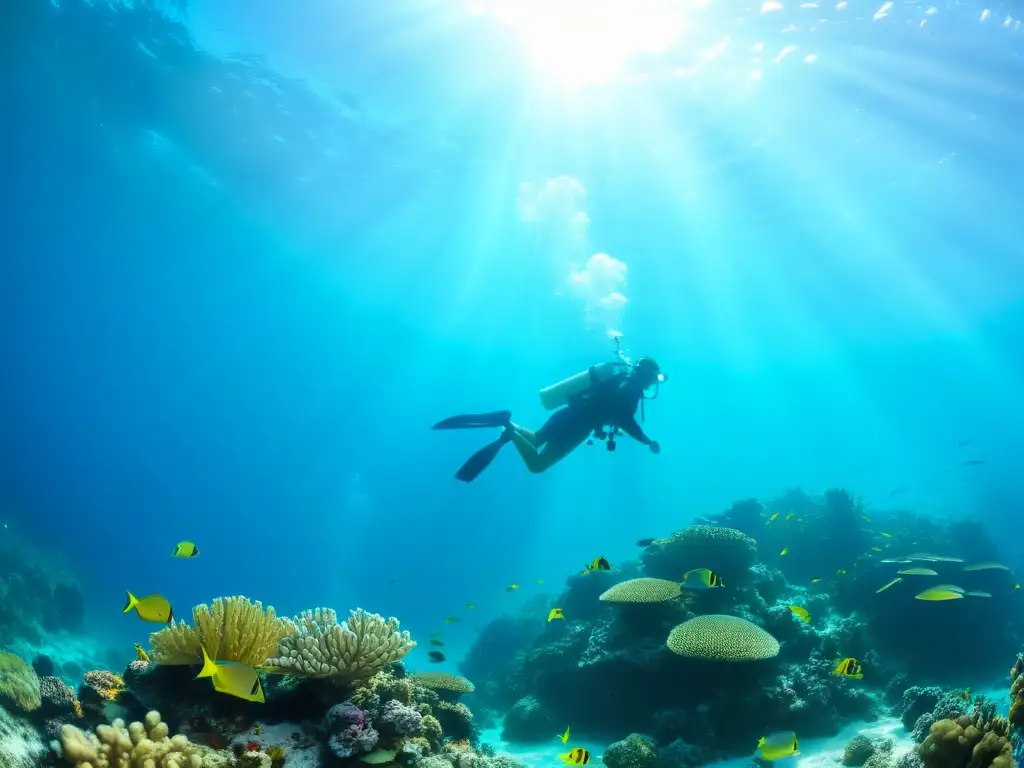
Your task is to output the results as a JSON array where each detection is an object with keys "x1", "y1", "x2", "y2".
[
  {"x1": 455, "y1": 436, "x2": 509, "y2": 482},
  {"x1": 432, "y1": 410, "x2": 512, "y2": 430}
]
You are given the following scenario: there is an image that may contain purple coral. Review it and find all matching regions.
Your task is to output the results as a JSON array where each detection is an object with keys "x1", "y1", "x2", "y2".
[
  {"x1": 380, "y1": 699, "x2": 423, "y2": 735},
  {"x1": 325, "y1": 701, "x2": 379, "y2": 758}
]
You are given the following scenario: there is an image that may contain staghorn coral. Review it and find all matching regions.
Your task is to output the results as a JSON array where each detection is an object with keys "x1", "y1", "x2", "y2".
[
  {"x1": 149, "y1": 596, "x2": 293, "y2": 666},
  {"x1": 666, "y1": 615, "x2": 779, "y2": 660},
  {"x1": 0, "y1": 649, "x2": 41, "y2": 712},
  {"x1": 411, "y1": 672, "x2": 475, "y2": 693},
  {"x1": 599, "y1": 578, "x2": 682, "y2": 604},
  {"x1": 60, "y1": 709, "x2": 232, "y2": 767},
  {"x1": 264, "y1": 607, "x2": 415, "y2": 680}
]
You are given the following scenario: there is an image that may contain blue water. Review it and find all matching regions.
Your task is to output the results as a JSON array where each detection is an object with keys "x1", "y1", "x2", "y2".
[{"x1": 1, "y1": 0, "x2": 1023, "y2": 678}]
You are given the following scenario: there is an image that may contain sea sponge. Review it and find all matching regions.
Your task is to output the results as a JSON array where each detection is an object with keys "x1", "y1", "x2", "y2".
[
  {"x1": 60, "y1": 710, "x2": 231, "y2": 767},
  {"x1": 410, "y1": 672, "x2": 476, "y2": 693},
  {"x1": 264, "y1": 607, "x2": 415, "y2": 680},
  {"x1": 666, "y1": 615, "x2": 780, "y2": 660},
  {"x1": 0, "y1": 650, "x2": 41, "y2": 712},
  {"x1": 599, "y1": 578, "x2": 682, "y2": 604},
  {"x1": 602, "y1": 733, "x2": 658, "y2": 768},
  {"x1": 149, "y1": 595, "x2": 293, "y2": 666},
  {"x1": 641, "y1": 525, "x2": 757, "y2": 583}
]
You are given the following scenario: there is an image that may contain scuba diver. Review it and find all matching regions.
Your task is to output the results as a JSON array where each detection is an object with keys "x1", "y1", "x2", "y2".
[{"x1": 432, "y1": 350, "x2": 664, "y2": 482}]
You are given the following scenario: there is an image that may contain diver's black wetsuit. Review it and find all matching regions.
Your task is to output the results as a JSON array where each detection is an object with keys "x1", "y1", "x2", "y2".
[{"x1": 533, "y1": 368, "x2": 653, "y2": 452}]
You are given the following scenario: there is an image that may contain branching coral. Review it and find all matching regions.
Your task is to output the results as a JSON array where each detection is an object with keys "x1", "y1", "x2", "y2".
[
  {"x1": 0, "y1": 650, "x2": 41, "y2": 712},
  {"x1": 60, "y1": 710, "x2": 231, "y2": 767},
  {"x1": 264, "y1": 607, "x2": 415, "y2": 680},
  {"x1": 149, "y1": 595, "x2": 293, "y2": 666}
]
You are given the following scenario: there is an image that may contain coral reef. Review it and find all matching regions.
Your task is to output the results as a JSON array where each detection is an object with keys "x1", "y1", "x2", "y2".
[
  {"x1": 149, "y1": 597, "x2": 293, "y2": 666},
  {"x1": 264, "y1": 608, "x2": 415, "y2": 680},
  {"x1": 324, "y1": 700, "x2": 380, "y2": 758},
  {"x1": 666, "y1": 615, "x2": 780, "y2": 660},
  {"x1": 0, "y1": 650, "x2": 42, "y2": 712},
  {"x1": 641, "y1": 525, "x2": 757, "y2": 585},
  {"x1": 603, "y1": 733, "x2": 659, "y2": 768},
  {"x1": 919, "y1": 705, "x2": 1012, "y2": 768},
  {"x1": 60, "y1": 709, "x2": 233, "y2": 767}
]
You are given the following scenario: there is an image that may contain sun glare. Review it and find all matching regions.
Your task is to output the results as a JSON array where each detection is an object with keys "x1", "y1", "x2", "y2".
[{"x1": 468, "y1": 0, "x2": 691, "y2": 86}]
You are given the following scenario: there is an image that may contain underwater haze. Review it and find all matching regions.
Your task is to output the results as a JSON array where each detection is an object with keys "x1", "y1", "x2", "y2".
[{"x1": 1, "y1": 0, "x2": 1024, "y2": 697}]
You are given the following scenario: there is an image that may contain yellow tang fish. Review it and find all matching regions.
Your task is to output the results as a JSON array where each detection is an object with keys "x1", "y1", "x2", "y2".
[
  {"x1": 559, "y1": 748, "x2": 590, "y2": 766},
  {"x1": 548, "y1": 608, "x2": 565, "y2": 622},
  {"x1": 537, "y1": 579, "x2": 545, "y2": 585},
  {"x1": 756, "y1": 731, "x2": 799, "y2": 761},
  {"x1": 1015, "y1": 584, "x2": 1021, "y2": 591},
  {"x1": 811, "y1": 577, "x2": 822, "y2": 584},
  {"x1": 172, "y1": 541, "x2": 199, "y2": 558},
  {"x1": 134, "y1": 644, "x2": 150, "y2": 662},
  {"x1": 833, "y1": 657, "x2": 863, "y2": 679},
  {"x1": 915, "y1": 588, "x2": 963, "y2": 601},
  {"x1": 787, "y1": 605, "x2": 810, "y2": 623},
  {"x1": 466, "y1": 604, "x2": 475, "y2": 610},
  {"x1": 196, "y1": 646, "x2": 264, "y2": 703},
  {"x1": 559, "y1": 727, "x2": 571, "y2": 745},
  {"x1": 880, "y1": 532, "x2": 893, "y2": 538},
  {"x1": 837, "y1": 569, "x2": 847, "y2": 575},
  {"x1": 785, "y1": 513, "x2": 796, "y2": 521},
  {"x1": 875, "y1": 577, "x2": 903, "y2": 593},
  {"x1": 682, "y1": 568, "x2": 724, "y2": 590},
  {"x1": 769, "y1": 512, "x2": 780, "y2": 522},
  {"x1": 443, "y1": 616, "x2": 461, "y2": 624},
  {"x1": 506, "y1": 583, "x2": 520, "y2": 592},
  {"x1": 780, "y1": 548, "x2": 789, "y2": 556},
  {"x1": 123, "y1": 591, "x2": 173, "y2": 624}
]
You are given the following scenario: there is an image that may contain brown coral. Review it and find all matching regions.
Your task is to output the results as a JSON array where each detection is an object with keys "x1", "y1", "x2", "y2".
[
  {"x1": 919, "y1": 711, "x2": 1012, "y2": 768},
  {"x1": 0, "y1": 650, "x2": 41, "y2": 712}
]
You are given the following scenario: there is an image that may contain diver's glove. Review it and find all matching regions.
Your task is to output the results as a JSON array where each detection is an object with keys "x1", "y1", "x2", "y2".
[{"x1": 648, "y1": 440, "x2": 661, "y2": 455}]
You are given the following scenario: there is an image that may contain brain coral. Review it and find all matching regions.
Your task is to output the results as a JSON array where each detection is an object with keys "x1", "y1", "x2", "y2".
[
  {"x1": 599, "y1": 578, "x2": 682, "y2": 604},
  {"x1": 642, "y1": 525, "x2": 757, "y2": 583},
  {"x1": 666, "y1": 615, "x2": 780, "y2": 660}
]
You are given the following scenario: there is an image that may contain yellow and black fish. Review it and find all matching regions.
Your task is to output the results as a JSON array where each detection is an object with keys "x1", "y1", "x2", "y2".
[
  {"x1": 559, "y1": 727, "x2": 571, "y2": 745},
  {"x1": 585, "y1": 557, "x2": 611, "y2": 574},
  {"x1": 548, "y1": 608, "x2": 565, "y2": 622},
  {"x1": 559, "y1": 748, "x2": 590, "y2": 766},
  {"x1": 428, "y1": 651, "x2": 446, "y2": 663},
  {"x1": 134, "y1": 644, "x2": 150, "y2": 662},
  {"x1": 787, "y1": 605, "x2": 810, "y2": 623},
  {"x1": 681, "y1": 569, "x2": 724, "y2": 590},
  {"x1": 769, "y1": 512, "x2": 780, "y2": 522},
  {"x1": 123, "y1": 591, "x2": 173, "y2": 624},
  {"x1": 172, "y1": 541, "x2": 199, "y2": 558},
  {"x1": 833, "y1": 657, "x2": 863, "y2": 679},
  {"x1": 756, "y1": 732, "x2": 799, "y2": 761},
  {"x1": 196, "y1": 646, "x2": 264, "y2": 703}
]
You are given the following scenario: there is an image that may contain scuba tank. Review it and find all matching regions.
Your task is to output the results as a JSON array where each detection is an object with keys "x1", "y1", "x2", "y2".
[{"x1": 538, "y1": 361, "x2": 627, "y2": 411}]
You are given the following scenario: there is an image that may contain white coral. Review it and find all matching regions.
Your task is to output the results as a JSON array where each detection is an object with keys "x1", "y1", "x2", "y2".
[
  {"x1": 264, "y1": 607, "x2": 415, "y2": 680},
  {"x1": 60, "y1": 710, "x2": 225, "y2": 767}
]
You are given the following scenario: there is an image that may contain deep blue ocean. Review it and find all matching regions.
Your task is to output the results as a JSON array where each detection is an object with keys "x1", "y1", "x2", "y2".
[{"x1": 1, "y1": 0, "x2": 1024, "y2": 678}]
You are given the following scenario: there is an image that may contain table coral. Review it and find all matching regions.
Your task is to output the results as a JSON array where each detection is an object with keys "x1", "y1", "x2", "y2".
[
  {"x1": 666, "y1": 615, "x2": 780, "y2": 661},
  {"x1": 642, "y1": 525, "x2": 756, "y2": 584}
]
